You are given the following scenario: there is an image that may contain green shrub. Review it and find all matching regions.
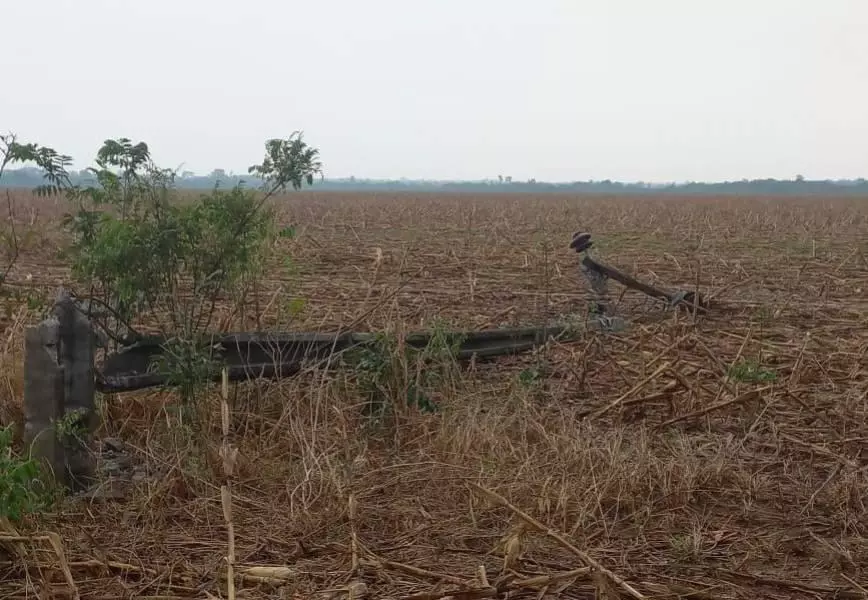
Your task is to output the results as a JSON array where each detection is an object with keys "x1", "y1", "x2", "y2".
[
  {"x1": 63, "y1": 133, "x2": 322, "y2": 406},
  {"x1": 0, "y1": 426, "x2": 55, "y2": 523},
  {"x1": 349, "y1": 319, "x2": 465, "y2": 420}
]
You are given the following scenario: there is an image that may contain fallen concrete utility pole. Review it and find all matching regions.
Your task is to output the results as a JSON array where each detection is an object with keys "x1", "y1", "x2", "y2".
[
  {"x1": 96, "y1": 325, "x2": 575, "y2": 393},
  {"x1": 570, "y1": 231, "x2": 708, "y2": 314},
  {"x1": 31, "y1": 231, "x2": 688, "y2": 490},
  {"x1": 25, "y1": 291, "x2": 579, "y2": 490}
]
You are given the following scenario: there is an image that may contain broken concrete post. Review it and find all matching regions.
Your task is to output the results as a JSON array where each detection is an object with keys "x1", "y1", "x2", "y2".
[
  {"x1": 580, "y1": 257, "x2": 611, "y2": 316},
  {"x1": 570, "y1": 231, "x2": 611, "y2": 316},
  {"x1": 23, "y1": 288, "x2": 98, "y2": 491},
  {"x1": 55, "y1": 288, "x2": 97, "y2": 491},
  {"x1": 23, "y1": 315, "x2": 66, "y2": 487},
  {"x1": 570, "y1": 231, "x2": 707, "y2": 315}
]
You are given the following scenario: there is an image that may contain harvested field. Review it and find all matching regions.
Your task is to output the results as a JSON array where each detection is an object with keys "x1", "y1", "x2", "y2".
[{"x1": 2, "y1": 190, "x2": 868, "y2": 599}]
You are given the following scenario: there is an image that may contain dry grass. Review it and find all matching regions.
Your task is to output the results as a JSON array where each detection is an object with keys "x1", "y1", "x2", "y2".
[{"x1": 1, "y1": 190, "x2": 867, "y2": 599}]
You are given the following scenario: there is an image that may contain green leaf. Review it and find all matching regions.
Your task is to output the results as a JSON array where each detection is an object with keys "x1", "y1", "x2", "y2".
[{"x1": 286, "y1": 296, "x2": 305, "y2": 316}]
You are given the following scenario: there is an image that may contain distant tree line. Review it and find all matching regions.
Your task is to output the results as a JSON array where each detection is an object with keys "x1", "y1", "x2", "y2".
[{"x1": 3, "y1": 166, "x2": 868, "y2": 196}]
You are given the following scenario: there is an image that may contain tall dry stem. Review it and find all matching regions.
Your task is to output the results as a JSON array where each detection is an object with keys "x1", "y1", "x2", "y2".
[{"x1": 220, "y1": 368, "x2": 238, "y2": 600}]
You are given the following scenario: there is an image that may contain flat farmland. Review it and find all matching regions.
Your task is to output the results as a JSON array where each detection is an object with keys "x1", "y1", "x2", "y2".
[{"x1": 2, "y1": 191, "x2": 868, "y2": 599}]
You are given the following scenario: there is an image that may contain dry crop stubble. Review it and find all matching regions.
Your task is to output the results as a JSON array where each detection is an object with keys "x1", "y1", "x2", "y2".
[{"x1": 0, "y1": 190, "x2": 867, "y2": 599}]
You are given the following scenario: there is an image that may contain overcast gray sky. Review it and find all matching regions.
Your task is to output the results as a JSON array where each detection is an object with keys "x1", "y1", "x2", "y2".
[{"x1": 3, "y1": 0, "x2": 867, "y2": 182}]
